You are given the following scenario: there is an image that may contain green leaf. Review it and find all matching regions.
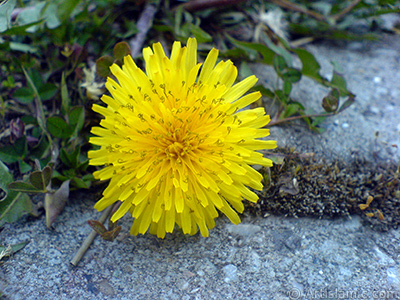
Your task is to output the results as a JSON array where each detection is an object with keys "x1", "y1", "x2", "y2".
[
  {"x1": 0, "y1": 160, "x2": 33, "y2": 226},
  {"x1": 42, "y1": 166, "x2": 52, "y2": 187},
  {"x1": 331, "y1": 71, "x2": 349, "y2": 96},
  {"x1": 60, "y1": 72, "x2": 71, "y2": 115},
  {"x1": 57, "y1": 0, "x2": 81, "y2": 24},
  {"x1": 29, "y1": 170, "x2": 47, "y2": 191},
  {"x1": 263, "y1": 34, "x2": 292, "y2": 66},
  {"x1": 96, "y1": 55, "x2": 114, "y2": 78},
  {"x1": 7, "y1": 181, "x2": 43, "y2": 193},
  {"x1": 226, "y1": 35, "x2": 275, "y2": 65},
  {"x1": 253, "y1": 85, "x2": 275, "y2": 99},
  {"x1": 71, "y1": 176, "x2": 90, "y2": 189},
  {"x1": 0, "y1": 0, "x2": 16, "y2": 32},
  {"x1": 60, "y1": 147, "x2": 80, "y2": 169},
  {"x1": 338, "y1": 95, "x2": 355, "y2": 113},
  {"x1": 69, "y1": 106, "x2": 85, "y2": 133},
  {"x1": 274, "y1": 90, "x2": 288, "y2": 105},
  {"x1": 0, "y1": 241, "x2": 29, "y2": 259},
  {"x1": 273, "y1": 55, "x2": 287, "y2": 76},
  {"x1": 0, "y1": 144, "x2": 19, "y2": 163},
  {"x1": 113, "y1": 41, "x2": 131, "y2": 62},
  {"x1": 13, "y1": 87, "x2": 34, "y2": 104},
  {"x1": 38, "y1": 83, "x2": 57, "y2": 101},
  {"x1": 294, "y1": 48, "x2": 322, "y2": 81},
  {"x1": 46, "y1": 116, "x2": 73, "y2": 139},
  {"x1": 186, "y1": 22, "x2": 212, "y2": 43},
  {"x1": 14, "y1": 136, "x2": 28, "y2": 158},
  {"x1": 9, "y1": 41, "x2": 38, "y2": 53},
  {"x1": 18, "y1": 159, "x2": 31, "y2": 174},
  {"x1": 283, "y1": 103, "x2": 302, "y2": 118},
  {"x1": 0, "y1": 159, "x2": 13, "y2": 201},
  {"x1": 282, "y1": 68, "x2": 302, "y2": 83},
  {"x1": 322, "y1": 88, "x2": 340, "y2": 112},
  {"x1": 283, "y1": 81, "x2": 292, "y2": 96},
  {"x1": 30, "y1": 135, "x2": 50, "y2": 160}
]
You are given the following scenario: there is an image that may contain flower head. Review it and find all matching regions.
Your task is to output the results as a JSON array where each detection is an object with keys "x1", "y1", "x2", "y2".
[{"x1": 88, "y1": 38, "x2": 276, "y2": 238}]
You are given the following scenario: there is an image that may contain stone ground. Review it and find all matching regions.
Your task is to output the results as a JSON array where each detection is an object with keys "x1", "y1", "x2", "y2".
[{"x1": 1, "y1": 30, "x2": 400, "y2": 300}]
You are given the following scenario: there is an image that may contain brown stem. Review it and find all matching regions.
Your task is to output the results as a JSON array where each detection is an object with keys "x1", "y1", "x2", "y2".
[
  {"x1": 182, "y1": 0, "x2": 246, "y2": 12},
  {"x1": 331, "y1": 0, "x2": 362, "y2": 22},
  {"x1": 267, "y1": 112, "x2": 335, "y2": 127},
  {"x1": 70, "y1": 204, "x2": 114, "y2": 266},
  {"x1": 269, "y1": 0, "x2": 326, "y2": 23}
]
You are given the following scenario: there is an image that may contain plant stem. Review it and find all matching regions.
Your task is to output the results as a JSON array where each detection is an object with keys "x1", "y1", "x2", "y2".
[
  {"x1": 182, "y1": 0, "x2": 246, "y2": 12},
  {"x1": 267, "y1": 112, "x2": 335, "y2": 127},
  {"x1": 269, "y1": 0, "x2": 326, "y2": 23},
  {"x1": 70, "y1": 204, "x2": 114, "y2": 266},
  {"x1": 129, "y1": 2, "x2": 159, "y2": 58},
  {"x1": 331, "y1": 0, "x2": 362, "y2": 22}
]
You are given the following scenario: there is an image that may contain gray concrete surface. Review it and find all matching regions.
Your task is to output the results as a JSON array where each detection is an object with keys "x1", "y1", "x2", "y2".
[{"x1": 1, "y1": 34, "x2": 400, "y2": 300}]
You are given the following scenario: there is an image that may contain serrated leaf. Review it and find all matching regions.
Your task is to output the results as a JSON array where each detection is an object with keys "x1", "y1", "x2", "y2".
[
  {"x1": 45, "y1": 180, "x2": 70, "y2": 228},
  {"x1": 96, "y1": 55, "x2": 114, "y2": 78},
  {"x1": 88, "y1": 220, "x2": 107, "y2": 235},
  {"x1": 113, "y1": 42, "x2": 131, "y2": 62}
]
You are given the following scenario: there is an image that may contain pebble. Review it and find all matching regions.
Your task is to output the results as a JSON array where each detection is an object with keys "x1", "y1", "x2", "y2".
[
  {"x1": 226, "y1": 224, "x2": 261, "y2": 237},
  {"x1": 342, "y1": 123, "x2": 349, "y2": 129},
  {"x1": 386, "y1": 267, "x2": 399, "y2": 286},
  {"x1": 223, "y1": 264, "x2": 238, "y2": 283},
  {"x1": 373, "y1": 76, "x2": 382, "y2": 83}
]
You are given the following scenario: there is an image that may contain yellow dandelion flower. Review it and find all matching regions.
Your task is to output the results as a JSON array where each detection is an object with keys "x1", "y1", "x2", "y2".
[{"x1": 88, "y1": 38, "x2": 277, "y2": 238}]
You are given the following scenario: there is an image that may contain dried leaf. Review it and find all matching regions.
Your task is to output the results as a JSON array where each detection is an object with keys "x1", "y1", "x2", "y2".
[
  {"x1": 88, "y1": 220, "x2": 107, "y2": 235},
  {"x1": 0, "y1": 240, "x2": 30, "y2": 260},
  {"x1": 45, "y1": 180, "x2": 70, "y2": 228},
  {"x1": 377, "y1": 209, "x2": 384, "y2": 221},
  {"x1": 101, "y1": 226, "x2": 122, "y2": 242}
]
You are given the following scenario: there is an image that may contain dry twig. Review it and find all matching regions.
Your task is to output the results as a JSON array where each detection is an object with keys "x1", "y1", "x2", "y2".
[{"x1": 129, "y1": 2, "x2": 158, "y2": 57}]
